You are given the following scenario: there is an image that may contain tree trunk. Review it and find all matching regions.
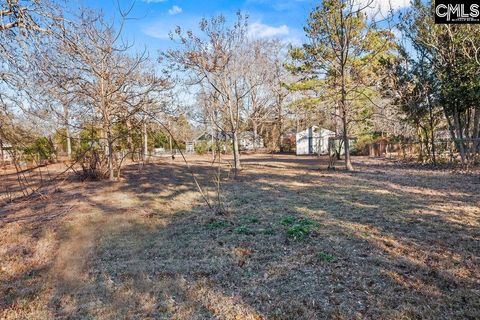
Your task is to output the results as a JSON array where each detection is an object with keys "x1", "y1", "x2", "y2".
[
  {"x1": 66, "y1": 127, "x2": 71, "y2": 160},
  {"x1": 427, "y1": 95, "x2": 436, "y2": 165},
  {"x1": 126, "y1": 118, "x2": 134, "y2": 161},
  {"x1": 340, "y1": 74, "x2": 353, "y2": 170},
  {"x1": 421, "y1": 126, "x2": 430, "y2": 163},
  {"x1": 471, "y1": 106, "x2": 480, "y2": 158},
  {"x1": 453, "y1": 106, "x2": 467, "y2": 165},
  {"x1": 211, "y1": 125, "x2": 215, "y2": 160},
  {"x1": 253, "y1": 122, "x2": 258, "y2": 152},
  {"x1": 0, "y1": 139, "x2": 4, "y2": 167},
  {"x1": 62, "y1": 101, "x2": 72, "y2": 160},
  {"x1": 430, "y1": 125, "x2": 436, "y2": 165},
  {"x1": 418, "y1": 127, "x2": 424, "y2": 163},
  {"x1": 338, "y1": 13, "x2": 353, "y2": 172},
  {"x1": 277, "y1": 97, "x2": 283, "y2": 152},
  {"x1": 232, "y1": 130, "x2": 241, "y2": 175},
  {"x1": 342, "y1": 118, "x2": 353, "y2": 171},
  {"x1": 169, "y1": 120, "x2": 173, "y2": 155},
  {"x1": 106, "y1": 127, "x2": 114, "y2": 181},
  {"x1": 143, "y1": 121, "x2": 148, "y2": 163}
]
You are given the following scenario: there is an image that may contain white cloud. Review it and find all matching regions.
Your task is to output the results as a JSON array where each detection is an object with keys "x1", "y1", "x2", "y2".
[
  {"x1": 359, "y1": 0, "x2": 410, "y2": 17},
  {"x1": 168, "y1": 5, "x2": 183, "y2": 15},
  {"x1": 248, "y1": 22, "x2": 290, "y2": 39},
  {"x1": 282, "y1": 36, "x2": 302, "y2": 46},
  {"x1": 143, "y1": 23, "x2": 170, "y2": 39},
  {"x1": 386, "y1": 0, "x2": 410, "y2": 11}
]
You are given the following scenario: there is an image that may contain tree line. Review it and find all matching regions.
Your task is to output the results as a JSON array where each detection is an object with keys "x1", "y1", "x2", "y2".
[{"x1": 1, "y1": 0, "x2": 479, "y2": 183}]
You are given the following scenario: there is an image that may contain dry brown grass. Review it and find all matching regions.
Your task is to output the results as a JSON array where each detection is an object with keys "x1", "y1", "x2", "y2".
[{"x1": 0, "y1": 155, "x2": 479, "y2": 319}]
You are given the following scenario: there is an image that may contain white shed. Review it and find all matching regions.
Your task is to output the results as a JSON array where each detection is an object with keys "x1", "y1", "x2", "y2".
[{"x1": 296, "y1": 126, "x2": 335, "y2": 155}]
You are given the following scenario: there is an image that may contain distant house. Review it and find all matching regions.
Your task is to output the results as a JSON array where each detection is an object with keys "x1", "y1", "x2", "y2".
[
  {"x1": 239, "y1": 131, "x2": 264, "y2": 151},
  {"x1": 189, "y1": 130, "x2": 230, "y2": 154},
  {"x1": 296, "y1": 126, "x2": 335, "y2": 155},
  {"x1": 194, "y1": 131, "x2": 229, "y2": 144},
  {"x1": 1, "y1": 142, "x2": 13, "y2": 164}
]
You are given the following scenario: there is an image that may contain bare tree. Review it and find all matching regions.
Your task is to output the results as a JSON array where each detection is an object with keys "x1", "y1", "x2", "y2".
[
  {"x1": 259, "y1": 40, "x2": 293, "y2": 152},
  {"x1": 243, "y1": 40, "x2": 276, "y2": 151},
  {"x1": 60, "y1": 10, "x2": 167, "y2": 180},
  {"x1": 0, "y1": 0, "x2": 62, "y2": 161},
  {"x1": 165, "y1": 13, "x2": 259, "y2": 175},
  {"x1": 289, "y1": 0, "x2": 394, "y2": 170}
]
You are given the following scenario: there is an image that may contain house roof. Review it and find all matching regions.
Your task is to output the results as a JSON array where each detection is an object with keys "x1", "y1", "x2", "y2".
[{"x1": 194, "y1": 131, "x2": 229, "y2": 141}]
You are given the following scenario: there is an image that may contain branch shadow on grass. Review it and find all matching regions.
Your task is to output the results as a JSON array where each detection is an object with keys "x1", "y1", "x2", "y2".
[{"x1": 1, "y1": 155, "x2": 478, "y2": 319}]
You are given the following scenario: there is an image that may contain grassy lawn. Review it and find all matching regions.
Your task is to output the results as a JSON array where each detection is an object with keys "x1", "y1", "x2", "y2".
[{"x1": 1, "y1": 155, "x2": 479, "y2": 319}]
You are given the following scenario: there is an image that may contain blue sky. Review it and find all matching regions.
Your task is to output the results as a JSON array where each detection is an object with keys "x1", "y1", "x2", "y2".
[
  {"x1": 72, "y1": 0, "x2": 411, "y2": 56},
  {"x1": 72, "y1": 0, "x2": 316, "y2": 55}
]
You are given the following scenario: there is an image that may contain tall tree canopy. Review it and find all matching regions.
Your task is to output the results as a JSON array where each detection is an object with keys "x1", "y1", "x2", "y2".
[{"x1": 288, "y1": 0, "x2": 395, "y2": 170}]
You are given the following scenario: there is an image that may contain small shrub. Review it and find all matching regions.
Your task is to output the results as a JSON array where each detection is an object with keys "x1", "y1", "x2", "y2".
[
  {"x1": 317, "y1": 251, "x2": 335, "y2": 262},
  {"x1": 194, "y1": 141, "x2": 210, "y2": 155},
  {"x1": 76, "y1": 147, "x2": 108, "y2": 180},
  {"x1": 151, "y1": 131, "x2": 169, "y2": 149},
  {"x1": 287, "y1": 224, "x2": 310, "y2": 240},
  {"x1": 280, "y1": 215, "x2": 295, "y2": 226},
  {"x1": 281, "y1": 216, "x2": 320, "y2": 240},
  {"x1": 234, "y1": 225, "x2": 254, "y2": 235},
  {"x1": 24, "y1": 137, "x2": 55, "y2": 161},
  {"x1": 207, "y1": 219, "x2": 229, "y2": 229}
]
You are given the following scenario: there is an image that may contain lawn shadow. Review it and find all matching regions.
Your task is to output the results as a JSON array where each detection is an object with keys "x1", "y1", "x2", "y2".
[
  {"x1": 1, "y1": 155, "x2": 478, "y2": 319},
  {"x1": 53, "y1": 156, "x2": 480, "y2": 318}
]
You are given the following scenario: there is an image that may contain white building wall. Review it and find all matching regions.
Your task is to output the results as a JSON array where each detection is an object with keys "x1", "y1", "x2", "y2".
[
  {"x1": 296, "y1": 127, "x2": 335, "y2": 155},
  {"x1": 318, "y1": 128, "x2": 336, "y2": 154},
  {"x1": 296, "y1": 129, "x2": 310, "y2": 155}
]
